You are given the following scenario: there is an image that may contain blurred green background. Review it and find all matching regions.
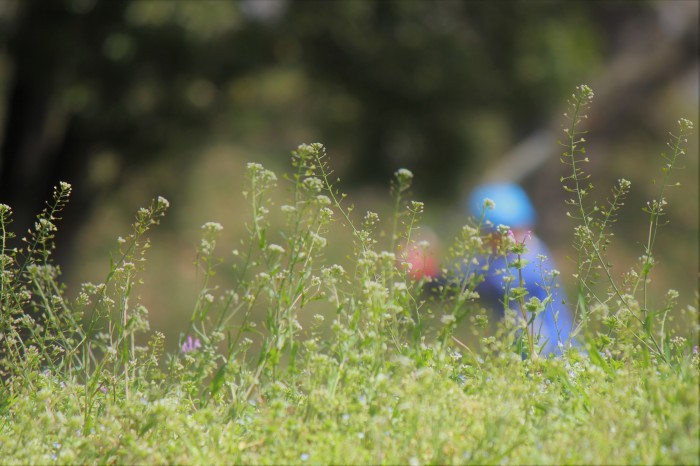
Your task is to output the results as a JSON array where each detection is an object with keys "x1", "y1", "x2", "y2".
[{"x1": 0, "y1": 0, "x2": 697, "y2": 347}]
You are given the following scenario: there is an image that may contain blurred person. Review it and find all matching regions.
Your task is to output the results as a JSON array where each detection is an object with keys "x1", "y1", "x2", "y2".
[
  {"x1": 467, "y1": 183, "x2": 576, "y2": 355},
  {"x1": 404, "y1": 228, "x2": 441, "y2": 282},
  {"x1": 408, "y1": 183, "x2": 577, "y2": 356}
]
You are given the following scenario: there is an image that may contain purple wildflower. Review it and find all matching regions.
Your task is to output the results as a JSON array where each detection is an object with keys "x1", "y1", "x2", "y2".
[{"x1": 181, "y1": 335, "x2": 202, "y2": 354}]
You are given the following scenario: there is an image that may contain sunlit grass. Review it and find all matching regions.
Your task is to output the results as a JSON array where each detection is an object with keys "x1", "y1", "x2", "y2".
[{"x1": 0, "y1": 87, "x2": 697, "y2": 465}]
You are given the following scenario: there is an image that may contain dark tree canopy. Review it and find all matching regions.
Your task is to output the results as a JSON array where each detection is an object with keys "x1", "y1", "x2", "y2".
[{"x1": 0, "y1": 0, "x2": 695, "y2": 270}]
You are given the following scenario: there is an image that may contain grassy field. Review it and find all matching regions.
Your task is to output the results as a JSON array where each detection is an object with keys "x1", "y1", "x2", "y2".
[{"x1": 1, "y1": 86, "x2": 698, "y2": 464}]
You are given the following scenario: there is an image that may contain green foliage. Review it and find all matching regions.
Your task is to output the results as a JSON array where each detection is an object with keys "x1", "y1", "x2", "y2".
[
  {"x1": 561, "y1": 85, "x2": 697, "y2": 366},
  {"x1": 0, "y1": 87, "x2": 698, "y2": 464}
]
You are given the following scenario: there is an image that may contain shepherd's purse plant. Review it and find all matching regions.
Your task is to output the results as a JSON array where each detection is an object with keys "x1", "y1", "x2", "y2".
[{"x1": 0, "y1": 85, "x2": 697, "y2": 465}]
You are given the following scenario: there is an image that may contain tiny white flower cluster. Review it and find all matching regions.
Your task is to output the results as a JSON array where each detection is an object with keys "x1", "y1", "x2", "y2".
[
  {"x1": 364, "y1": 211, "x2": 380, "y2": 226},
  {"x1": 670, "y1": 336, "x2": 686, "y2": 348},
  {"x1": 309, "y1": 231, "x2": 327, "y2": 249},
  {"x1": 576, "y1": 84, "x2": 594, "y2": 101},
  {"x1": 319, "y1": 207, "x2": 334, "y2": 221},
  {"x1": 36, "y1": 218, "x2": 57, "y2": 232},
  {"x1": 315, "y1": 195, "x2": 331, "y2": 206},
  {"x1": 364, "y1": 279, "x2": 389, "y2": 302},
  {"x1": 321, "y1": 264, "x2": 345, "y2": 286},
  {"x1": 325, "y1": 264, "x2": 346, "y2": 276},
  {"x1": 395, "y1": 168, "x2": 413, "y2": 188},
  {"x1": 409, "y1": 200, "x2": 424, "y2": 213},
  {"x1": 302, "y1": 176, "x2": 324, "y2": 193},
  {"x1": 678, "y1": 118, "x2": 693, "y2": 131},
  {"x1": 379, "y1": 251, "x2": 396, "y2": 262},
  {"x1": 416, "y1": 240, "x2": 430, "y2": 250},
  {"x1": 393, "y1": 282, "x2": 407, "y2": 292},
  {"x1": 267, "y1": 243, "x2": 285, "y2": 255},
  {"x1": 198, "y1": 223, "x2": 224, "y2": 255},
  {"x1": 246, "y1": 162, "x2": 278, "y2": 184},
  {"x1": 665, "y1": 289, "x2": 679, "y2": 301},
  {"x1": 201, "y1": 222, "x2": 223, "y2": 233}
]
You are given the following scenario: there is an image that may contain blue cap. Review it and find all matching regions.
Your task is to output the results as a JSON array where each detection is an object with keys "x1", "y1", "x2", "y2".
[{"x1": 467, "y1": 183, "x2": 536, "y2": 229}]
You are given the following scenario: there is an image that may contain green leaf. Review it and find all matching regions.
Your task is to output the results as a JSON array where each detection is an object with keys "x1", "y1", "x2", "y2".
[
  {"x1": 259, "y1": 229, "x2": 267, "y2": 250},
  {"x1": 587, "y1": 342, "x2": 615, "y2": 379},
  {"x1": 209, "y1": 363, "x2": 227, "y2": 398}
]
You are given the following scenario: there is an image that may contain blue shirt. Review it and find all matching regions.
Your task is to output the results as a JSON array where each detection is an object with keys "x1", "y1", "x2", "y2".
[{"x1": 475, "y1": 235, "x2": 576, "y2": 355}]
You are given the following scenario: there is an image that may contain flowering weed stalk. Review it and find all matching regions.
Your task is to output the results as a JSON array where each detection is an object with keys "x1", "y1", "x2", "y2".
[
  {"x1": 0, "y1": 86, "x2": 697, "y2": 464},
  {"x1": 0, "y1": 182, "x2": 78, "y2": 385},
  {"x1": 561, "y1": 84, "x2": 695, "y2": 366}
]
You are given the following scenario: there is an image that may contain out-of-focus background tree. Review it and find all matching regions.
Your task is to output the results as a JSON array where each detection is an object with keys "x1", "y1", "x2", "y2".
[{"x1": 0, "y1": 0, "x2": 697, "y2": 346}]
